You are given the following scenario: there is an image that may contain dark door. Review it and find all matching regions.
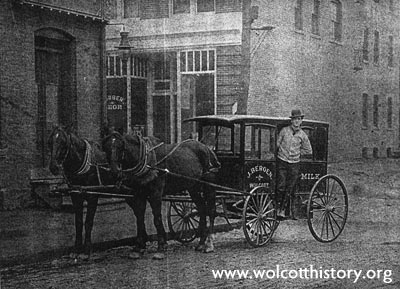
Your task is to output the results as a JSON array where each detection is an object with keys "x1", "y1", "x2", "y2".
[
  {"x1": 35, "y1": 35, "x2": 73, "y2": 167},
  {"x1": 131, "y1": 78, "x2": 147, "y2": 135}
]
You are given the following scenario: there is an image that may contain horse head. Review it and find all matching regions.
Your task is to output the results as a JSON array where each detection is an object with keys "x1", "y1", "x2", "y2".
[
  {"x1": 48, "y1": 126, "x2": 71, "y2": 176},
  {"x1": 102, "y1": 131, "x2": 126, "y2": 176},
  {"x1": 102, "y1": 131, "x2": 150, "y2": 180}
]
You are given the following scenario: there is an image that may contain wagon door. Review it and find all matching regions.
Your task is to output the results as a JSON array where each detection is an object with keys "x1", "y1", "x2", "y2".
[{"x1": 243, "y1": 124, "x2": 276, "y2": 192}]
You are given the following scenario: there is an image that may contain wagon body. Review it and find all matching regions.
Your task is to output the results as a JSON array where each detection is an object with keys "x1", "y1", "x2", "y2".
[
  {"x1": 181, "y1": 115, "x2": 347, "y2": 246},
  {"x1": 185, "y1": 115, "x2": 329, "y2": 194}
]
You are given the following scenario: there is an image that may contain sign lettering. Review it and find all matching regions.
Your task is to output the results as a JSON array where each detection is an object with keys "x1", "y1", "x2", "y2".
[{"x1": 301, "y1": 173, "x2": 320, "y2": 180}]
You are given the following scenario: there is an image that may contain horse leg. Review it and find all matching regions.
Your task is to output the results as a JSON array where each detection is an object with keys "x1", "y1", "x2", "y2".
[
  {"x1": 126, "y1": 197, "x2": 148, "y2": 253},
  {"x1": 190, "y1": 192, "x2": 207, "y2": 252},
  {"x1": 148, "y1": 191, "x2": 167, "y2": 253},
  {"x1": 204, "y1": 187, "x2": 217, "y2": 253},
  {"x1": 71, "y1": 193, "x2": 84, "y2": 256},
  {"x1": 82, "y1": 196, "x2": 98, "y2": 257}
]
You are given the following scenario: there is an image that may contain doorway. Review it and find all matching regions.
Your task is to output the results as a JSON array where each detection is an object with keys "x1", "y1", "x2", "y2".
[
  {"x1": 181, "y1": 73, "x2": 215, "y2": 139},
  {"x1": 35, "y1": 29, "x2": 75, "y2": 166}
]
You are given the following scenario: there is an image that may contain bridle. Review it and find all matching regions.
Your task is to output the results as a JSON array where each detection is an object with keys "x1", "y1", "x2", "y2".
[
  {"x1": 52, "y1": 130, "x2": 72, "y2": 168},
  {"x1": 51, "y1": 130, "x2": 93, "y2": 176},
  {"x1": 109, "y1": 133, "x2": 158, "y2": 178}
]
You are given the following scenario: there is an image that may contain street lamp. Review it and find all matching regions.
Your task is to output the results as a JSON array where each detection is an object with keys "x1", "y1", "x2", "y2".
[{"x1": 115, "y1": 25, "x2": 133, "y2": 63}]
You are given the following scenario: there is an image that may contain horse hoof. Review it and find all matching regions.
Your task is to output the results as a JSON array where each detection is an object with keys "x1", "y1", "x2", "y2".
[
  {"x1": 129, "y1": 252, "x2": 141, "y2": 260},
  {"x1": 147, "y1": 247, "x2": 157, "y2": 253},
  {"x1": 204, "y1": 247, "x2": 215, "y2": 253},
  {"x1": 132, "y1": 246, "x2": 146, "y2": 254},
  {"x1": 195, "y1": 244, "x2": 205, "y2": 252},
  {"x1": 152, "y1": 253, "x2": 165, "y2": 260},
  {"x1": 78, "y1": 253, "x2": 90, "y2": 261}
]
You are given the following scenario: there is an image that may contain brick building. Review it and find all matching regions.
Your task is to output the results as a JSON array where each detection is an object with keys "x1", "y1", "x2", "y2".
[
  {"x1": 0, "y1": 0, "x2": 108, "y2": 209},
  {"x1": 248, "y1": 0, "x2": 400, "y2": 161},
  {"x1": 106, "y1": 0, "x2": 400, "y2": 162}
]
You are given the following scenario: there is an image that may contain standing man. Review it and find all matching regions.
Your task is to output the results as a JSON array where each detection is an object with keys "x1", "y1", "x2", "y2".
[{"x1": 276, "y1": 109, "x2": 312, "y2": 219}]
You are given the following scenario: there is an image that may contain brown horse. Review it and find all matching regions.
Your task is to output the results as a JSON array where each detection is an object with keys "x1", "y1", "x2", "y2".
[
  {"x1": 48, "y1": 126, "x2": 116, "y2": 259},
  {"x1": 102, "y1": 132, "x2": 220, "y2": 253}
]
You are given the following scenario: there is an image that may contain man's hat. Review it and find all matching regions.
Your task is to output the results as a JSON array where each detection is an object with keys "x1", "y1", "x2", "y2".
[{"x1": 290, "y1": 109, "x2": 304, "y2": 119}]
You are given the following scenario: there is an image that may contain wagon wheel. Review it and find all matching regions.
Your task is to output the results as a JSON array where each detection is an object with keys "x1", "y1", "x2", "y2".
[
  {"x1": 307, "y1": 174, "x2": 348, "y2": 243},
  {"x1": 167, "y1": 201, "x2": 199, "y2": 243},
  {"x1": 242, "y1": 186, "x2": 279, "y2": 247}
]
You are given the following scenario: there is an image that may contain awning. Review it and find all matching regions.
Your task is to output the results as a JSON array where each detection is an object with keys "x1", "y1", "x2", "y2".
[{"x1": 16, "y1": 0, "x2": 109, "y2": 23}]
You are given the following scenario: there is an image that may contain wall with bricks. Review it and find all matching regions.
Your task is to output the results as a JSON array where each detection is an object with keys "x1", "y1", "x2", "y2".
[
  {"x1": 216, "y1": 45, "x2": 242, "y2": 114},
  {"x1": 248, "y1": 0, "x2": 400, "y2": 161},
  {"x1": 0, "y1": 2, "x2": 105, "y2": 209}
]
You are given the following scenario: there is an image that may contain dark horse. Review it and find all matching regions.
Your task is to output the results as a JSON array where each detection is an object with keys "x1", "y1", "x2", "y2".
[
  {"x1": 48, "y1": 126, "x2": 116, "y2": 259},
  {"x1": 102, "y1": 132, "x2": 220, "y2": 253}
]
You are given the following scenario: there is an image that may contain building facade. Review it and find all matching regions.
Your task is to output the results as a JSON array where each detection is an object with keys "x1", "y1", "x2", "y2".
[
  {"x1": 106, "y1": 0, "x2": 400, "y2": 161},
  {"x1": 248, "y1": 0, "x2": 400, "y2": 161},
  {"x1": 0, "y1": 0, "x2": 107, "y2": 209},
  {"x1": 105, "y1": 0, "x2": 243, "y2": 142}
]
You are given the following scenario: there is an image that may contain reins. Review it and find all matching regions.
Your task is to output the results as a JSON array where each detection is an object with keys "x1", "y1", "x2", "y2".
[{"x1": 155, "y1": 139, "x2": 193, "y2": 166}]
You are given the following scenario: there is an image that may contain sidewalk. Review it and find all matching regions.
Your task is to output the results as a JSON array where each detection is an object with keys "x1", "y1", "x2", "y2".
[{"x1": 0, "y1": 200, "x2": 139, "y2": 267}]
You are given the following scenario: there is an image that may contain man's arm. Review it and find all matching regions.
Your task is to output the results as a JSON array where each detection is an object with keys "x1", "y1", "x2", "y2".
[
  {"x1": 301, "y1": 133, "x2": 313, "y2": 155},
  {"x1": 276, "y1": 127, "x2": 285, "y2": 149}
]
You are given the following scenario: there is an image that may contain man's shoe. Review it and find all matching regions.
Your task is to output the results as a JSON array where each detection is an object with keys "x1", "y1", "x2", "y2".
[{"x1": 277, "y1": 209, "x2": 286, "y2": 220}]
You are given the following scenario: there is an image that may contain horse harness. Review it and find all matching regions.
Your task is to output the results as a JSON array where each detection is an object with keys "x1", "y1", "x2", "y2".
[{"x1": 57, "y1": 133, "x2": 108, "y2": 185}]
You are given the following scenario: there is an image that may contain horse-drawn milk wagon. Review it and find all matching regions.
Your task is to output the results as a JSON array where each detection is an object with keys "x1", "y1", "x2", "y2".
[
  {"x1": 47, "y1": 114, "x2": 348, "y2": 257},
  {"x1": 168, "y1": 115, "x2": 349, "y2": 247}
]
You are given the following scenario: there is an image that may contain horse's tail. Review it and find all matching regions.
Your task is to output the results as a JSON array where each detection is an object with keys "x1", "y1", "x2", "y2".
[{"x1": 205, "y1": 146, "x2": 220, "y2": 173}]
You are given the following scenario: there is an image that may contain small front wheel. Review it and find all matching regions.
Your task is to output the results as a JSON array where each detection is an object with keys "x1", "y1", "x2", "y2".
[
  {"x1": 167, "y1": 201, "x2": 199, "y2": 243},
  {"x1": 242, "y1": 186, "x2": 279, "y2": 247},
  {"x1": 307, "y1": 174, "x2": 348, "y2": 242}
]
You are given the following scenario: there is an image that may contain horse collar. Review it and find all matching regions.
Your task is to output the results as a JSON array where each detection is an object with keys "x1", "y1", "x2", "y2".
[
  {"x1": 73, "y1": 139, "x2": 92, "y2": 175},
  {"x1": 60, "y1": 133, "x2": 72, "y2": 166}
]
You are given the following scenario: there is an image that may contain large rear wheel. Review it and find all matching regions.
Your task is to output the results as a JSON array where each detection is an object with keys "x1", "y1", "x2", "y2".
[
  {"x1": 307, "y1": 174, "x2": 348, "y2": 242},
  {"x1": 242, "y1": 186, "x2": 279, "y2": 247}
]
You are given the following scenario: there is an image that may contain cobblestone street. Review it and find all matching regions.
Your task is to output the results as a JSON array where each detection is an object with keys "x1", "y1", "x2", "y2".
[{"x1": 1, "y1": 160, "x2": 400, "y2": 288}]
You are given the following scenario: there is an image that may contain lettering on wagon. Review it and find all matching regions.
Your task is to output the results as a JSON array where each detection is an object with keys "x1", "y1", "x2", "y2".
[
  {"x1": 247, "y1": 165, "x2": 273, "y2": 188},
  {"x1": 300, "y1": 173, "x2": 320, "y2": 180}
]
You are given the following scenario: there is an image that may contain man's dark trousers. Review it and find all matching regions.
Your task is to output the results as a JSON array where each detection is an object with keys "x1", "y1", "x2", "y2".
[{"x1": 276, "y1": 158, "x2": 300, "y2": 214}]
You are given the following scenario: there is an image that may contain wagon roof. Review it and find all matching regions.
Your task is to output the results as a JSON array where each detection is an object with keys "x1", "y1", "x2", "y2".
[{"x1": 184, "y1": 115, "x2": 329, "y2": 126}]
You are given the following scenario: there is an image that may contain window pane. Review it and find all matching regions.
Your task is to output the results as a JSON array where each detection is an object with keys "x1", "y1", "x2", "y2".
[
  {"x1": 109, "y1": 56, "x2": 115, "y2": 76},
  {"x1": 180, "y1": 52, "x2": 186, "y2": 72},
  {"x1": 216, "y1": 126, "x2": 232, "y2": 151},
  {"x1": 373, "y1": 95, "x2": 379, "y2": 127},
  {"x1": 362, "y1": 93, "x2": 368, "y2": 127},
  {"x1": 187, "y1": 51, "x2": 193, "y2": 71},
  {"x1": 388, "y1": 97, "x2": 393, "y2": 128},
  {"x1": 201, "y1": 51, "x2": 208, "y2": 71},
  {"x1": 124, "y1": 0, "x2": 139, "y2": 18},
  {"x1": 197, "y1": 0, "x2": 215, "y2": 12},
  {"x1": 209, "y1": 50, "x2": 215, "y2": 70},
  {"x1": 195, "y1": 51, "x2": 201, "y2": 71},
  {"x1": 116, "y1": 56, "x2": 121, "y2": 76},
  {"x1": 174, "y1": 0, "x2": 190, "y2": 14}
]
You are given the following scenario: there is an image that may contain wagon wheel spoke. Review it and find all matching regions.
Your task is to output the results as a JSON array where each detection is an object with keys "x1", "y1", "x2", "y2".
[
  {"x1": 312, "y1": 190, "x2": 327, "y2": 206},
  {"x1": 329, "y1": 212, "x2": 343, "y2": 230},
  {"x1": 327, "y1": 213, "x2": 336, "y2": 237},
  {"x1": 331, "y1": 210, "x2": 345, "y2": 220},
  {"x1": 261, "y1": 199, "x2": 273, "y2": 215}
]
